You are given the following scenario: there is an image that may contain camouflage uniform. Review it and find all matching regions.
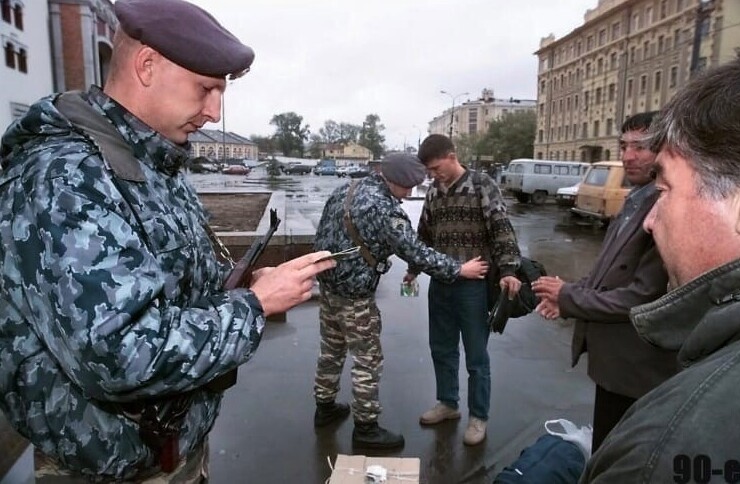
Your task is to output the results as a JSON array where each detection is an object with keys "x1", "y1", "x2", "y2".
[
  {"x1": 0, "y1": 87, "x2": 266, "y2": 480},
  {"x1": 313, "y1": 175, "x2": 461, "y2": 423}
]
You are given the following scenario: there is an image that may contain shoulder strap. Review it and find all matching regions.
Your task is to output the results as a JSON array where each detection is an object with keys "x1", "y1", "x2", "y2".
[
  {"x1": 343, "y1": 180, "x2": 378, "y2": 269},
  {"x1": 55, "y1": 91, "x2": 146, "y2": 182}
]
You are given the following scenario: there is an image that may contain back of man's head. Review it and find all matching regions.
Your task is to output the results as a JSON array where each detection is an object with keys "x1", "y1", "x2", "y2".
[
  {"x1": 418, "y1": 134, "x2": 455, "y2": 165},
  {"x1": 621, "y1": 111, "x2": 658, "y2": 134},
  {"x1": 650, "y1": 59, "x2": 740, "y2": 199}
]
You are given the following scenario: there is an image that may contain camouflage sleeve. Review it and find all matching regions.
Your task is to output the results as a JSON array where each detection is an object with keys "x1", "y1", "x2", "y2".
[
  {"x1": 480, "y1": 176, "x2": 521, "y2": 277},
  {"x1": 379, "y1": 205, "x2": 460, "y2": 283},
  {"x1": 21, "y1": 172, "x2": 265, "y2": 401}
]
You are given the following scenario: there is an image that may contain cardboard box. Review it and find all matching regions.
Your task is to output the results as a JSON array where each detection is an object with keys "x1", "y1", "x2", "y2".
[{"x1": 329, "y1": 454, "x2": 420, "y2": 484}]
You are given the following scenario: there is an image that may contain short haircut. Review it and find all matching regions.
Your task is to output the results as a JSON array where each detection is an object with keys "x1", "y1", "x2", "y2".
[
  {"x1": 621, "y1": 111, "x2": 658, "y2": 134},
  {"x1": 650, "y1": 59, "x2": 740, "y2": 199},
  {"x1": 418, "y1": 134, "x2": 455, "y2": 165}
]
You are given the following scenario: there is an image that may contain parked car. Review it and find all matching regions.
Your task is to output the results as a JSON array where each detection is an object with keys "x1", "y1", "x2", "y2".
[
  {"x1": 336, "y1": 166, "x2": 351, "y2": 177},
  {"x1": 503, "y1": 159, "x2": 590, "y2": 204},
  {"x1": 347, "y1": 166, "x2": 370, "y2": 178},
  {"x1": 571, "y1": 161, "x2": 631, "y2": 223},
  {"x1": 221, "y1": 164, "x2": 250, "y2": 175},
  {"x1": 284, "y1": 163, "x2": 313, "y2": 175},
  {"x1": 315, "y1": 165, "x2": 337, "y2": 176},
  {"x1": 556, "y1": 183, "x2": 580, "y2": 207}
]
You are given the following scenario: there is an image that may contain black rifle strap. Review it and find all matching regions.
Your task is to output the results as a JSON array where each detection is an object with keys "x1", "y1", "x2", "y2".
[{"x1": 343, "y1": 181, "x2": 378, "y2": 270}]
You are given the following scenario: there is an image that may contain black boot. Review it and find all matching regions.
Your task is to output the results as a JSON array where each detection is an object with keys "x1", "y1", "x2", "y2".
[
  {"x1": 352, "y1": 421, "x2": 405, "y2": 450},
  {"x1": 314, "y1": 401, "x2": 350, "y2": 427}
]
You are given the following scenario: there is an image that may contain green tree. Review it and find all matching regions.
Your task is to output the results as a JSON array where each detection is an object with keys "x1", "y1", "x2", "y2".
[
  {"x1": 358, "y1": 114, "x2": 386, "y2": 159},
  {"x1": 250, "y1": 134, "x2": 277, "y2": 158},
  {"x1": 270, "y1": 112, "x2": 310, "y2": 157},
  {"x1": 308, "y1": 133, "x2": 324, "y2": 159},
  {"x1": 318, "y1": 120, "x2": 361, "y2": 145},
  {"x1": 478, "y1": 110, "x2": 536, "y2": 164},
  {"x1": 338, "y1": 122, "x2": 361, "y2": 144}
]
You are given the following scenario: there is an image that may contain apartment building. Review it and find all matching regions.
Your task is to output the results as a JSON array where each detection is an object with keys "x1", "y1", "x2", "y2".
[
  {"x1": 1, "y1": 0, "x2": 53, "y2": 131},
  {"x1": 428, "y1": 89, "x2": 537, "y2": 138},
  {"x1": 534, "y1": 0, "x2": 740, "y2": 163}
]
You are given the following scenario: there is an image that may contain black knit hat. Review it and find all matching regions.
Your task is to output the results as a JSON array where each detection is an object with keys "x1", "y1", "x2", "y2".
[
  {"x1": 381, "y1": 153, "x2": 426, "y2": 188},
  {"x1": 115, "y1": 0, "x2": 255, "y2": 79}
]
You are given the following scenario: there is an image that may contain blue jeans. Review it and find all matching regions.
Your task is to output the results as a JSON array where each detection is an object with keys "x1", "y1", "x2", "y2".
[{"x1": 428, "y1": 278, "x2": 490, "y2": 420}]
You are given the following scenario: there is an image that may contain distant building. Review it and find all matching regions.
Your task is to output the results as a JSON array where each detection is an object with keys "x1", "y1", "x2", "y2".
[
  {"x1": 428, "y1": 89, "x2": 537, "y2": 138},
  {"x1": 1, "y1": 0, "x2": 54, "y2": 131},
  {"x1": 1, "y1": 0, "x2": 117, "y2": 133},
  {"x1": 321, "y1": 142, "x2": 372, "y2": 162},
  {"x1": 534, "y1": 0, "x2": 740, "y2": 163},
  {"x1": 188, "y1": 129, "x2": 258, "y2": 161}
]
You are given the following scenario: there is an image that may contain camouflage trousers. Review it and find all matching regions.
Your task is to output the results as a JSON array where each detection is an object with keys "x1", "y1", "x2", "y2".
[
  {"x1": 34, "y1": 441, "x2": 208, "y2": 483},
  {"x1": 314, "y1": 289, "x2": 383, "y2": 423}
]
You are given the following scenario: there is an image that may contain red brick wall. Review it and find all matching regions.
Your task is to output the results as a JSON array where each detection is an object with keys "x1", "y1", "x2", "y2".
[{"x1": 59, "y1": 4, "x2": 85, "y2": 91}]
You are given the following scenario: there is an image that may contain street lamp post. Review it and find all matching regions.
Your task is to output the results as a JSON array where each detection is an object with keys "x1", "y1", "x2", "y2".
[{"x1": 440, "y1": 90, "x2": 468, "y2": 139}]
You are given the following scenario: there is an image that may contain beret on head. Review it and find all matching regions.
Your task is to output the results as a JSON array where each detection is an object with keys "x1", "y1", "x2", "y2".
[
  {"x1": 115, "y1": 0, "x2": 254, "y2": 79},
  {"x1": 381, "y1": 153, "x2": 426, "y2": 189}
]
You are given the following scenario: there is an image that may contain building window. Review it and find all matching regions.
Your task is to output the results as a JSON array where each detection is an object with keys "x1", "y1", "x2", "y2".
[
  {"x1": 677, "y1": 0, "x2": 684, "y2": 12},
  {"x1": 643, "y1": 40, "x2": 650, "y2": 60},
  {"x1": 574, "y1": 95, "x2": 579, "y2": 109},
  {"x1": 660, "y1": 0, "x2": 667, "y2": 19},
  {"x1": 1, "y1": 0, "x2": 10, "y2": 23},
  {"x1": 582, "y1": 122, "x2": 588, "y2": 139},
  {"x1": 630, "y1": 46, "x2": 636, "y2": 64},
  {"x1": 586, "y1": 62, "x2": 591, "y2": 78},
  {"x1": 565, "y1": 125, "x2": 570, "y2": 140},
  {"x1": 627, "y1": 78, "x2": 633, "y2": 97},
  {"x1": 599, "y1": 29, "x2": 606, "y2": 46},
  {"x1": 4, "y1": 42, "x2": 15, "y2": 68},
  {"x1": 646, "y1": 7, "x2": 653, "y2": 26},
  {"x1": 593, "y1": 120, "x2": 600, "y2": 138},
  {"x1": 17, "y1": 47, "x2": 26, "y2": 73},
  {"x1": 597, "y1": 58, "x2": 603, "y2": 75},
  {"x1": 633, "y1": 13, "x2": 641, "y2": 31},
  {"x1": 670, "y1": 65, "x2": 678, "y2": 87},
  {"x1": 538, "y1": 130, "x2": 543, "y2": 143},
  {"x1": 611, "y1": 22, "x2": 621, "y2": 41},
  {"x1": 606, "y1": 118, "x2": 613, "y2": 136},
  {"x1": 596, "y1": 87, "x2": 602, "y2": 104},
  {"x1": 584, "y1": 91, "x2": 590, "y2": 109},
  {"x1": 608, "y1": 83, "x2": 616, "y2": 101},
  {"x1": 699, "y1": 17, "x2": 710, "y2": 38},
  {"x1": 655, "y1": 71, "x2": 662, "y2": 92},
  {"x1": 12, "y1": 2, "x2": 21, "y2": 30},
  {"x1": 539, "y1": 103, "x2": 544, "y2": 115},
  {"x1": 658, "y1": 35, "x2": 664, "y2": 54},
  {"x1": 605, "y1": 149, "x2": 611, "y2": 160},
  {"x1": 587, "y1": 35, "x2": 594, "y2": 51},
  {"x1": 674, "y1": 29, "x2": 681, "y2": 49},
  {"x1": 610, "y1": 52, "x2": 618, "y2": 70},
  {"x1": 640, "y1": 75, "x2": 648, "y2": 94},
  {"x1": 573, "y1": 124, "x2": 578, "y2": 139}
]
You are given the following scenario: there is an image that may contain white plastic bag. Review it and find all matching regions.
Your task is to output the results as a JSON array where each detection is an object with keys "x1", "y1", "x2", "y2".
[{"x1": 545, "y1": 419, "x2": 593, "y2": 459}]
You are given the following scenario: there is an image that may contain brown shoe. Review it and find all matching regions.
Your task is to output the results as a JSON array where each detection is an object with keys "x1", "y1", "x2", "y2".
[
  {"x1": 463, "y1": 417, "x2": 487, "y2": 446},
  {"x1": 419, "y1": 402, "x2": 461, "y2": 425}
]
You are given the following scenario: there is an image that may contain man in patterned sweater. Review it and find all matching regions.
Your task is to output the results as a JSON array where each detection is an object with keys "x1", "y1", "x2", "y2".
[
  {"x1": 313, "y1": 153, "x2": 489, "y2": 450},
  {"x1": 406, "y1": 134, "x2": 522, "y2": 446}
]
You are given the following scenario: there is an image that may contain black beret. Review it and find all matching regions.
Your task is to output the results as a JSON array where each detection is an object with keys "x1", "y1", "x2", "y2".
[
  {"x1": 381, "y1": 153, "x2": 426, "y2": 188},
  {"x1": 114, "y1": 0, "x2": 255, "y2": 79}
]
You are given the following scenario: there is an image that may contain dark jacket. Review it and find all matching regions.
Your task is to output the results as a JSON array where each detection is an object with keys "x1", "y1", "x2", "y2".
[
  {"x1": 583, "y1": 258, "x2": 740, "y2": 483},
  {"x1": 559, "y1": 187, "x2": 677, "y2": 398}
]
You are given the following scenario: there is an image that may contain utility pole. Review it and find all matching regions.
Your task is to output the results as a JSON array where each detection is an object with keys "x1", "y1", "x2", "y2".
[{"x1": 440, "y1": 90, "x2": 468, "y2": 139}]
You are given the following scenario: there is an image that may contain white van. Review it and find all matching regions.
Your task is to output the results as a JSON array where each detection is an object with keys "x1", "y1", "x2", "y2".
[{"x1": 502, "y1": 159, "x2": 590, "y2": 204}]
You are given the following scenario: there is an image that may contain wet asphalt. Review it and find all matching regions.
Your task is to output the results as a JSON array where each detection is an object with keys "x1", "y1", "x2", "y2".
[{"x1": 201, "y1": 171, "x2": 607, "y2": 484}]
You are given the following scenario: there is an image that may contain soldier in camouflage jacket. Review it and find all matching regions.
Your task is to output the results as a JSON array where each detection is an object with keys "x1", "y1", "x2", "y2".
[
  {"x1": 0, "y1": 1, "x2": 334, "y2": 480},
  {"x1": 313, "y1": 153, "x2": 488, "y2": 450}
]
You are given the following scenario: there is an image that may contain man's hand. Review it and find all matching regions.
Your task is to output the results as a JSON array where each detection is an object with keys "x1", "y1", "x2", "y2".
[
  {"x1": 460, "y1": 256, "x2": 489, "y2": 280},
  {"x1": 536, "y1": 299, "x2": 561, "y2": 320},
  {"x1": 250, "y1": 251, "x2": 336, "y2": 316},
  {"x1": 500, "y1": 275, "x2": 521, "y2": 299},
  {"x1": 532, "y1": 275, "x2": 564, "y2": 303}
]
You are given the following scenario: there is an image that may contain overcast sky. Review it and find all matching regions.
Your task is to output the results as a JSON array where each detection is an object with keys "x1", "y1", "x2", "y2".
[{"x1": 189, "y1": 0, "x2": 598, "y2": 151}]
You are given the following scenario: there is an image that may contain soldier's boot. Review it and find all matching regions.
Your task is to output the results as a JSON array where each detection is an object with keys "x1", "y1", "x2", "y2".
[
  {"x1": 314, "y1": 401, "x2": 351, "y2": 427},
  {"x1": 352, "y1": 421, "x2": 405, "y2": 450}
]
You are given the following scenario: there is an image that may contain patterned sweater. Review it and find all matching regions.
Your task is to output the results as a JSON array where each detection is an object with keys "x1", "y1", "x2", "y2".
[{"x1": 414, "y1": 169, "x2": 521, "y2": 278}]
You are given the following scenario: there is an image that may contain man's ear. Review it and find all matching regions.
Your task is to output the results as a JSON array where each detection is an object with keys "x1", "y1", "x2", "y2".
[{"x1": 133, "y1": 46, "x2": 158, "y2": 87}]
